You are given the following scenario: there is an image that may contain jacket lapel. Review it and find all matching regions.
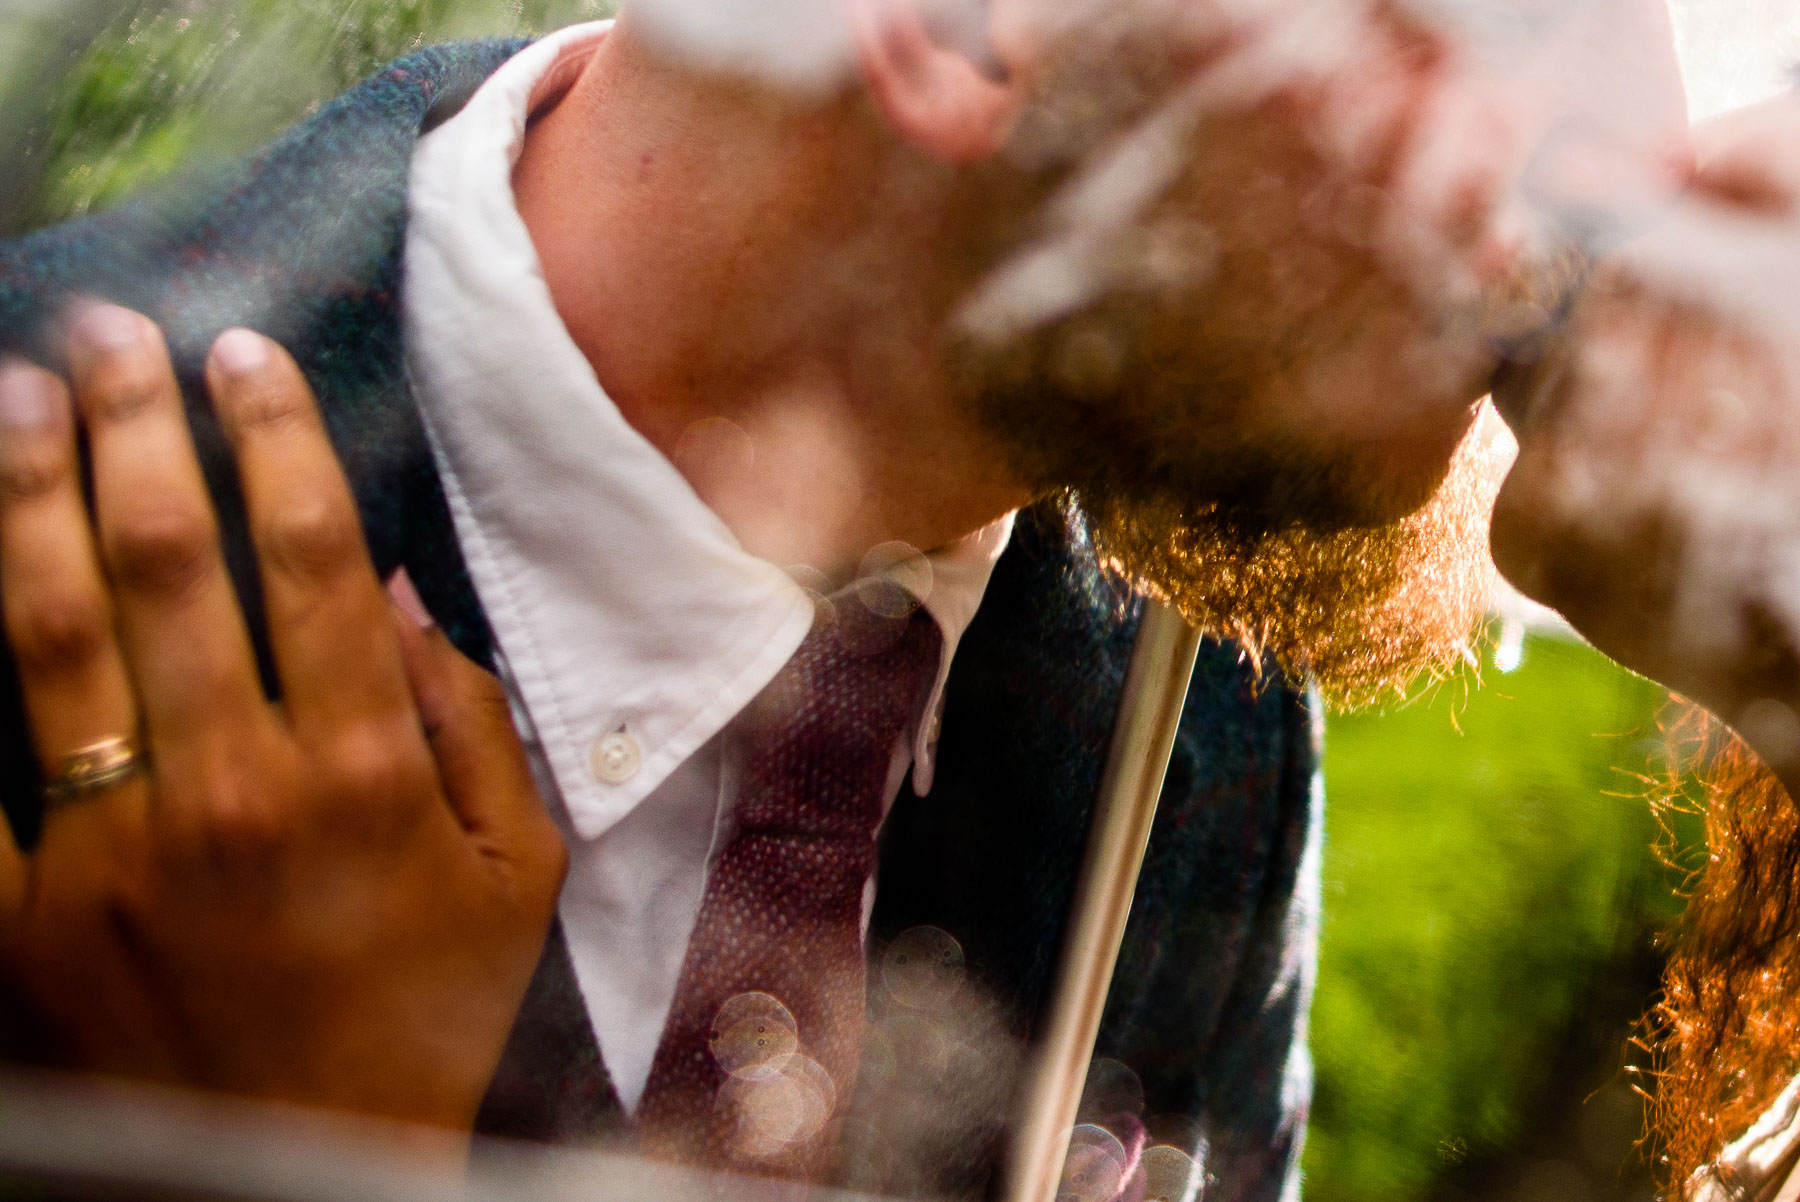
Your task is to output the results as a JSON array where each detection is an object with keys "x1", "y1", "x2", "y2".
[{"x1": 874, "y1": 504, "x2": 1137, "y2": 1027}]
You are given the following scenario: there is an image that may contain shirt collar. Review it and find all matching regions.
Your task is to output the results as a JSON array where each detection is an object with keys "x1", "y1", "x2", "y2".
[{"x1": 401, "y1": 21, "x2": 1010, "y2": 839}]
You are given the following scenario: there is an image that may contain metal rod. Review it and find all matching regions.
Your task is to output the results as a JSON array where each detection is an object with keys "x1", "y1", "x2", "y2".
[{"x1": 1000, "y1": 598, "x2": 1204, "y2": 1202}]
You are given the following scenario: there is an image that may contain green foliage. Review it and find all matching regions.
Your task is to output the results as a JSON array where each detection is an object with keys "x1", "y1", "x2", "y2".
[
  {"x1": 27, "y1": 0, "x2": 615, "y2": 224},
  {"x1": 1305, "y1": 634, "x2": 1695, "y2": 1201}
]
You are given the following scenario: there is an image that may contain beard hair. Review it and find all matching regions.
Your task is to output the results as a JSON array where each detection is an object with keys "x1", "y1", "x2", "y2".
[
  {"x1": 1078, "y1": 418, "x2": 1503, "y2": 708},
  {"x1": 1645, "y1": 718, "x2": 1800, "y2": 1196},
  {"x1": 950, "y1": 284, "x2": 1508, "y2": 707},
  {"x1": 948, "y1": 287, "x2": 1506, "y2": 707},
  {"x1": 939, "y1": 10, "x2": 1551, "y2": 708}
]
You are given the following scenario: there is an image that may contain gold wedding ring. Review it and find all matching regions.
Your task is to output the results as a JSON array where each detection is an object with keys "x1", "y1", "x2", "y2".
[{"x1": 43, "y1": 737, "x2": 147, "y2": 806}]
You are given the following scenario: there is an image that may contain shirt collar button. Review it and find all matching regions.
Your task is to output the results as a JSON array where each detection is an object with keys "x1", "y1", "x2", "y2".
[{"x1": 591, "y1": 730, "x2": 642, "y2": 784}]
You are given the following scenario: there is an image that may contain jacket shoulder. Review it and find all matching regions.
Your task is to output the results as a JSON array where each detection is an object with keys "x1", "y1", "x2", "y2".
[
  {"x1": 0, "y1": 38, "x2": 526, "y2": 845},
  {"x1": 0, "y1": 36, "x2": 530, "y2": 364}
]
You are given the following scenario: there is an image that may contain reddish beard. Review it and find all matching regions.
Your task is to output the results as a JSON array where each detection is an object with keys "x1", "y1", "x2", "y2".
[
  {"x1": 1645, "y1": 715, "x2": 1800, "y2": 1194},
  {"x1": 1080, "y1": 416, "x2": 1505, "y2": 709}
]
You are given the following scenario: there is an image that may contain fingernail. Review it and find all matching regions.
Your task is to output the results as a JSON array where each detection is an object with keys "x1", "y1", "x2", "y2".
[
  {"x1": 210, "y1": 328, "x2": 270, "y2": 376},
  {"x1": 0, "y1": 361, "x2": 58, "y2": 431},
  {"x1": 70, "y1": 303, "x2": 143, "y2": 352},
  {"x1": 386, "y1": 569, "x2": 436, "y2": 629}
]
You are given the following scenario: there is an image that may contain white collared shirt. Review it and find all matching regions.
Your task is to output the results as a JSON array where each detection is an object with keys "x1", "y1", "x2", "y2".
[{"x1": 402, "y1": 21, "x2": 1012, "y2": 1111}]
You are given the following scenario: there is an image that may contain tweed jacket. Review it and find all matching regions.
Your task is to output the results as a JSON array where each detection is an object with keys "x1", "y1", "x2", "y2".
[{"x1": 0, "y1": 38, "x2": 1322, "y2": 1202}]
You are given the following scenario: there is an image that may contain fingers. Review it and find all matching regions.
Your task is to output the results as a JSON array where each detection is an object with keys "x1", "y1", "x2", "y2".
[
  {"x1": 0, "y1": 361, "x2": 142, "y2": 776},
  {"x1": 203, "y1": 330, "x2": 418, "y2": 744},
  {"x1": 66, "y1": 305, "x2": 272, "y2": 774},
  {"x1": 390, "y1": 603, "x2": 559, "y2": 863}
]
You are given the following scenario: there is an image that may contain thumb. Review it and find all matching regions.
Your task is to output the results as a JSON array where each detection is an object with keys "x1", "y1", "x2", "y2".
[{"x1": 389, "y1": 602, "x2": 545, "y2": 844}]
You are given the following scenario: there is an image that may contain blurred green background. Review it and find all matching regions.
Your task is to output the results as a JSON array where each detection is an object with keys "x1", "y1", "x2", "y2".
[
  {"x1": 0, "y1": 5, "x2": 1703, "y2": 1197},
  {"x1": 1311, "y1": 628, "x2": 1695, "y2": 1202}
]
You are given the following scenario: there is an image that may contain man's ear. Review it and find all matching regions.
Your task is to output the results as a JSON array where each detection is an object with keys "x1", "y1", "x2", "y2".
[{"x1": 847, "y1": 0, "x2": 1023, "y2": 164}]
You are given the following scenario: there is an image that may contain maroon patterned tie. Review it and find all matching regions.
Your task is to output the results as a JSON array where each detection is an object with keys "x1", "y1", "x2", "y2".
[{"x1": 636, "y1": 584, "x2": 942, "y2": 1180}]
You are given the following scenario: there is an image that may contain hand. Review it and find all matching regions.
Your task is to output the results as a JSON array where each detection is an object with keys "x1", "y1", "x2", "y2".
[
  {"x1": 0, "y1": 306, "x2": 567, "y2": 1128},
  {"x1": 1491, "y1": 94, "x2": 1800, "y2": 783}
]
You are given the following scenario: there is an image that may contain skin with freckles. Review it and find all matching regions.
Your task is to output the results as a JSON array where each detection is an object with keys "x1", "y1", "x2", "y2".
[
  {"x1": 938, "y1": 0, "x2": 1681, "y2": 697},
  {"x1": 518, "y1": 0, "x2": 1689, "y2": 578},
  {"x1": 1493, "y1": 95, "x2": 1800, "y2": 784}
]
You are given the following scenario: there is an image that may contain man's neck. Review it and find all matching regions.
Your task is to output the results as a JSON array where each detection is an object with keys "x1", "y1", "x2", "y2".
[{"x1": 510, "y1": 15, "x2": 1032, "y2": 585}]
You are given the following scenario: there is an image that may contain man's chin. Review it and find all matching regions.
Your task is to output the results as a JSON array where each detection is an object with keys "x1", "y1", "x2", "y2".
[{"x1": 1082, "y1": 416, "x2": 1508, "y2": 708}]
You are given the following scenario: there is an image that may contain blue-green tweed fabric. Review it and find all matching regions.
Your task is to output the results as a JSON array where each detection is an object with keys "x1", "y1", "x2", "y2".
[{"x1": 0, "y1": 38, "x2": 1321, "y2": 1202}]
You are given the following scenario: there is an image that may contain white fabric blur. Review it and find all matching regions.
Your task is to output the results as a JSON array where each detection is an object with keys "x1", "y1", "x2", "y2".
[{"x1": 402, "y1": 21, "x2": 1013, "y2": 1112}]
